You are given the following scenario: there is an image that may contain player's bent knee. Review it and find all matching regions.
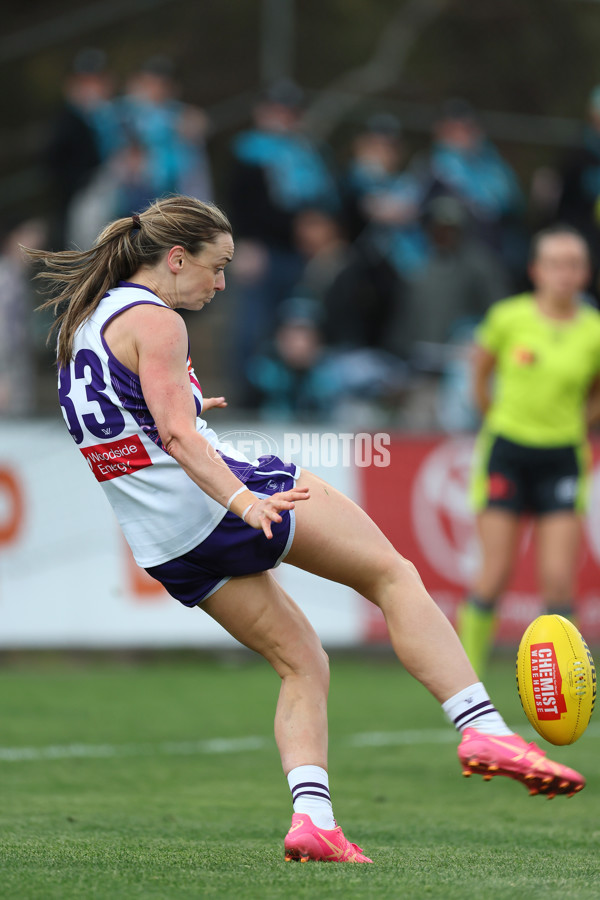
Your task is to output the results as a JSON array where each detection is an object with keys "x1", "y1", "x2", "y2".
[
  {"x1": 392, "y1": 552, "x2": 422, "y2": 585},
  {"x1": 305, "y1": 635, "x2": 329, "y2": 680},
  {"x1": 276, "y1": 618, "x2": 329, "y2": 685},
  {"x1": 399, "y1": 555, "x2": 421, "y2": 580},
  {"x1": 364, "y1": 551, "x2": 424, "y2": 606},
  {"x1": 313, "y1": 644, "x2": 330, "y2": 687},
  {"x1": 286, "y1": 643, "x2": 329, "y2": 691}
]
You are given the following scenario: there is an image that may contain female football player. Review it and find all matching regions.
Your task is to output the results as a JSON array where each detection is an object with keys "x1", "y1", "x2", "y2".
[
  {"x1": 460, "y1": 224, "x2": 600, "y2": 675},
  {"x1": 30, "y1": 198, "x2": 585, "y2": 864}
]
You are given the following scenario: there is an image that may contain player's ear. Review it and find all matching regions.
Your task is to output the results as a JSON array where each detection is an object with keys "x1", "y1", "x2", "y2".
[{"x1": 167, "y1": 246, "x2": 185, "y2": 273}]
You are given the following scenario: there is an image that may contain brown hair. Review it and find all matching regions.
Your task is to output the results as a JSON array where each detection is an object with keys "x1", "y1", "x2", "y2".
[{"x1": 28, "y1": 195, "x2": 232, "y2": 368}]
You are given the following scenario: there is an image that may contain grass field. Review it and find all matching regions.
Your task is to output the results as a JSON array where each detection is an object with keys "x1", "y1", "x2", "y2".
[{"x1": 1, "y1": 652, "x2": 598, "y2": 900}]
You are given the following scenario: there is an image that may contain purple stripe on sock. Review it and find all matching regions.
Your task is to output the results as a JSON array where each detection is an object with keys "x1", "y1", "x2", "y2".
[
  {"x1": 292, "y1": 790, "x2": 332, "y2": 804},
  {"x1": 458, "y1": 706, "x2": 498, "y2": 730},
  {"x1": 454, "y1": 700, "x2": 496, "y2": 727},
  {"x1": 291, "y1": 781, "x2": 330, "y2": 795}
]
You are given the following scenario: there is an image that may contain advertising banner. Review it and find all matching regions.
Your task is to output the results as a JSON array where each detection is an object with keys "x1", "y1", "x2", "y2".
[
  {"x1": 0, "y1": 422, "x2": 360, "y2": 648},
  {"x1": 360, "y1": 436, "x2": 600, "y2": 645},
  {"x1": 2, "y1": 424, "x2": 598, "y2": 649}
]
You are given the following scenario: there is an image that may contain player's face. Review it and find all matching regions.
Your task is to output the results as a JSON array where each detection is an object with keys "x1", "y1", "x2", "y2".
[
  {"x1": 530, "y1": 235, "x2": 590, "y2": 300},
  {"x1": 174, "y1": 233, "x2": 234, "y2": 311}
]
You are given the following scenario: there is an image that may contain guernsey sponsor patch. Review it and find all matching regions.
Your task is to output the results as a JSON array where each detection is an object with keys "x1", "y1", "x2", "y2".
[{"x1": 81, "y1": 435, "x2": 153, "y2": 482}]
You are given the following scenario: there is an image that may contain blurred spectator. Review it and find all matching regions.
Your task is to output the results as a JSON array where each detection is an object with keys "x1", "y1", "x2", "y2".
[
  {"x1": 246, "y1": 298, "x2": 340, "y2": 421},
  {"x1": 385, "y1": 196, "x2": 509, "y2": 362},
  {"x1": 247, "y1": 297, "x2": 407, "y2": 423},
  {"x1": 385, "y1": 196, "x2": 508, "y2": 432},
  {"x1": 63, "y1": 55, "x2": 212, "y2": 250},
  {"x1": 529, "y1": 165, "x2": 563, "y2": 233},
  {"x1": 228, "y1": 80, "x2": 339, "y2": 397},
  {"x1": 118, "y1": 55, "x2": 213, "y2": 201},
  {"x1": 420, "y1": 99, "x2": 524, "y2": 264},
  {"x1": 0, "y1": 218, "x2": 47, "y2": 415},
  {"x1": 292, "y1": 207, "x2": 399, "y2": 350},
  {"x1": 343, "y1": 113, "x2": 429, "y2": 278},
  {"x1": 556, "y1": 85, "x2": 600, "y2": 291},
  {"x1": 45, "y1": 48, "x2": 122, "y2": 247},
  {"x1": 230, "y1": 80, "x2": 339, "y2": 248},
  {"x1": 65, "y1": 139, "x2": 155, "y2": 250}
]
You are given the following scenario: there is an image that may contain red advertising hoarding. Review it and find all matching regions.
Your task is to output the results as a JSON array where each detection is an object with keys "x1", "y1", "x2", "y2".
[{"x1": 359, "y1": 436, "x2": 600, "y2": 646}]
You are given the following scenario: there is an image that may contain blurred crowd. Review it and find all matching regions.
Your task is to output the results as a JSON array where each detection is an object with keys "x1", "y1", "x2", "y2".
[{"x1": 4, "y1": 48, "x2": 600, "y2": 426}]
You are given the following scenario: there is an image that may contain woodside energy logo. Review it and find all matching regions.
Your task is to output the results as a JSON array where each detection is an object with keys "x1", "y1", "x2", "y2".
[{"x1": 80, "y1": 435, "x2": 153, "y2": 482}]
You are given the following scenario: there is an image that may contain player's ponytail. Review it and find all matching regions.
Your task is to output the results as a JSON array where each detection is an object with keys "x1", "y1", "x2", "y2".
[{"x1": 26, "y1": 195, "x2": 232, "y2": 368}]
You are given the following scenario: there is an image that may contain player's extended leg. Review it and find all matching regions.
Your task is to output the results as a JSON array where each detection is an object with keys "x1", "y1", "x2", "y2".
[
  {"x1": 202, "y1": 571, "x2": 372, "y2": 862},
  {"x1": 458, "y1": 509, "x2": 521, "y2": 676},
  {"x1": 286, "y1": 470, "x2": 478, "y2": 702},
  {"x1": 285, "y1": 470, "x2": 585, "y2": 797},
  {"x1": 535, "y1": 511, "x2": 582, "y2": 619}
]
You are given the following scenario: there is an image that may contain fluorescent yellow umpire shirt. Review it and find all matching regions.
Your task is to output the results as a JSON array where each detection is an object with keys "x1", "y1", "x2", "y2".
[{"x1": 476, "y1": 293, "x2": 600, "y2": 447}]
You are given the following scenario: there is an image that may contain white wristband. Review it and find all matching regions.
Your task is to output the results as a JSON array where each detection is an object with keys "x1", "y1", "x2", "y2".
[
  {"x1": 241, "y1": 503, "x2": 255, "y2": 523},
  {"x1": 226, "y1": 485, "x2": 247, "y2": 510}
]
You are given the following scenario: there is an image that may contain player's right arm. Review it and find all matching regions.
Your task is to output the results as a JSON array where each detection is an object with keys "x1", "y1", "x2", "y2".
[
  {"x1": 118, "y1": 305, "x2": 308, "y2": 537},
  {"x1": 472, "y1": 344, "x2": 496, "y2": 416},
  {"x1": 471, "y1": 299, "x2": 507, "y2": 418}
]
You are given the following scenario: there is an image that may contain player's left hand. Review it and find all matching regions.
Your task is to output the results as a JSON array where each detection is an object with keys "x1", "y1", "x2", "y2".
[
  {"x1": 202, "y1": 396, "x2": 228, "y2": 412},
  {"x1": 245, "y1": 487, "x2": 310, "y2": 539}
]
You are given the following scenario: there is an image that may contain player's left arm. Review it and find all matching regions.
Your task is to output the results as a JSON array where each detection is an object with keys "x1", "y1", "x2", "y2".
[{"x1": 585, "y1": 375, "x2": 600, "y2": 428}]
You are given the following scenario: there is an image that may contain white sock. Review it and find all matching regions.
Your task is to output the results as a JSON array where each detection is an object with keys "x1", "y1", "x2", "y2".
[
  {"x1": 442, "y1": 682, "x2": 513, "y2": 736},
  {"x1": 287, "y1": 765, "x2": 335, "y2": 830}
]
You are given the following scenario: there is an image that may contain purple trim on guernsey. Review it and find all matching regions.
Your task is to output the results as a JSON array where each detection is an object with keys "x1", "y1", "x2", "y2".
[
  {"x1": 100, "y1": 300, "x2": 171, "y2": 449},
  {"x1": 116, "y1": 282, "x2": 195, "y2": 360},
  {"x1": 100, "y1": 294, "x2": 201, "y2": 450},
  {"x1": 117, "y1": 280, "x2": 163, "y2": 296}
]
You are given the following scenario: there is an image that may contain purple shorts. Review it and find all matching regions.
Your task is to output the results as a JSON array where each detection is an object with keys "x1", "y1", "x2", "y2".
[{"x1": 144, "y1": 455, "x2": 300, "y2": 607}]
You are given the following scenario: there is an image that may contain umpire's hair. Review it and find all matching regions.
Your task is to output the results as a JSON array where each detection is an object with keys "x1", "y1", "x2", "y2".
[
  {"x1": 26, "y1": 195, "x2": 232, "y2": 368},
  {"x1": 529, "y1": 222, "x2": 590, "y2": 263}
]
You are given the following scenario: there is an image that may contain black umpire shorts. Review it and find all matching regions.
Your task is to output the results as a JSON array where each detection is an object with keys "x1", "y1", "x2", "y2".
[{"x1": 471, "y1": 432, "x2": 589, "y2": 516}]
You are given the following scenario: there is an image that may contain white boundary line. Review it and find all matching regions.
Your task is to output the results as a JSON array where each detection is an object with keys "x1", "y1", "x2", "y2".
[
  {"x1": 1, "y1": 723, "x2": 598, "y2": 763},
  {"x1": 0, "y1": 736, "x2": 267, "y2": 763}
]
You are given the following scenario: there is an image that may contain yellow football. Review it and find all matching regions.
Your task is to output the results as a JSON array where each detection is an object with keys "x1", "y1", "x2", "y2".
[{"x1": 516, "y1": 615, "x2": 596, "y2": 746}]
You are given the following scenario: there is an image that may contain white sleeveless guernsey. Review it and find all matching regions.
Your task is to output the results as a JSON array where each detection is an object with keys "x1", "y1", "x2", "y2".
[{"x1": 58, "y1": 283, "x2": 253, "y2": 567}]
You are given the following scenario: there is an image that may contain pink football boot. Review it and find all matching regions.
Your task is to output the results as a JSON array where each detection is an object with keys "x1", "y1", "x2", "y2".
[
  {"x1": 284, "y1": 813, "x2": 373, "y2": 863},
  {"x1": 458, "y1": 728, "x2": 586, "y2": 798}
]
